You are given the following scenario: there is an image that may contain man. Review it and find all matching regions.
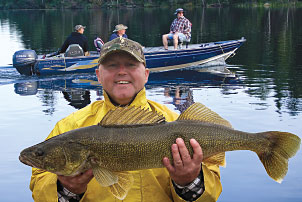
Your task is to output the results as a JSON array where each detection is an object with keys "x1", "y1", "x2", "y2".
[
  {"x1": 109, "y1": 24, "x2": 128, "y2": 41},
  {"x1": 59, "y1": 24, "x2": 89, "y2": 56},
  {"x1": 30, "y1": 38, "x2": 222, "y2": 202},
  {"x1": 162, "y1": 8, "x2": 192, "y2": 50}
]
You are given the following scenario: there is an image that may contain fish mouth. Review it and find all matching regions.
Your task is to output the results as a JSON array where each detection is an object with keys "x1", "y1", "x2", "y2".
[{"x1": 19, "y1": 154, "x2": 42, "y2": 169}]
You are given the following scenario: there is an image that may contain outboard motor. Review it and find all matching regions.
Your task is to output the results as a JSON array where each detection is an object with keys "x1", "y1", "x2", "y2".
[{"x1": 13, "y1": 50, "x2": 37, "y2": 76}]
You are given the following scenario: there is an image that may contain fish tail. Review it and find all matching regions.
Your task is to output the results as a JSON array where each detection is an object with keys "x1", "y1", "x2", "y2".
[{"x1": 257, "y1": 131, "x2": 300, "y2": 183}]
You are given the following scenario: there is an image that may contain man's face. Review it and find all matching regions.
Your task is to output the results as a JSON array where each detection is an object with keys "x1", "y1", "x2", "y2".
[
  {"x1": 177, "y1": 11, "x2": 184, "y2": 18},
  {"x1": 96, "y1": 51, "x2": 149, "y2": 105},
  {"x1": 117, "y1": 29, "x2": 126, "y2": 35},
  {"x1": 78, "y1": 28, "x2": 84, "y2": 34}
]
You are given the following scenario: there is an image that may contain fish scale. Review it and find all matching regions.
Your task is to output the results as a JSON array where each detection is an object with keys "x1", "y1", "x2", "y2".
[{"x1": 48, "y1": 120, "x2": 283, "y2": 172}]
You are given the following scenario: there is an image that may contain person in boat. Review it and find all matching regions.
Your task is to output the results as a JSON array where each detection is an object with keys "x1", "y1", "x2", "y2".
[
  {"x1": 162, "y1": 8, "x2": 192, "y2": 50},
  {"x1": 29, "y1": 37, "x2": 223, "y2": 202},
  {"x1": 109, "y1": 24, "x2": 128, "y2": 41},
  {"x1": 59, "y1": 24, "x2": 89, "y2": 56}
]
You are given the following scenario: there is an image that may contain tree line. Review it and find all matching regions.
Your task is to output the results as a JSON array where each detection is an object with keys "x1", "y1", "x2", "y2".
[{"x1": 1, "y1": 0, "x2": 301, "y2": 9}]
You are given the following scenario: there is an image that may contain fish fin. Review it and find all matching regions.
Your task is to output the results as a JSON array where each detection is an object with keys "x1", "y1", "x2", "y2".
[
  {"x1": 99, "y1": 106, "x2": 165, "y2": 126},
  {"x1": 204, "y1": 153, "x2": 226, "y2": 167},
  {"x1": 177, "y1": 103, "x2": 232, "y2": 128},
  {"x1": 257, "y1": 131, "x2": 300, "y2": 183},
  {"x1": 109, "y1": 172, "x2": 134, "y2": 200},
  {"x1": 92, "y1": 166, "x2": 118, "y2": 186}
]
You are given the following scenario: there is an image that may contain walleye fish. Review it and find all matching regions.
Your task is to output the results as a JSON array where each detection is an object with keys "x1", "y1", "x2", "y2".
[{"x1": 19, "y1": 103, "x2": 301, "y2": 200}]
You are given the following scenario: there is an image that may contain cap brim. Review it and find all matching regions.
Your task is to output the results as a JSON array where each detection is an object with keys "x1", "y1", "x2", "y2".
[
  {"x1": 113, "y1": 27, "x2": 128, "y2": 32},
  {"x1": 99, "y1": 49, "x2": 145, "y2": 66},
  {"x1": 174, "y1": 10, "x2": 184, "y2": 15},
  {"x1": 76, "y1": 26, "x2": 86, "y2": 31}
]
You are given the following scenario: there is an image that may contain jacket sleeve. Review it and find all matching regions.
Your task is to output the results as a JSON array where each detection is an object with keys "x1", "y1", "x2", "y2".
[
  {"x1": 59, "y1": 38, "x2": 70, "y2": 53},
  {"x1": 30, "y1": 168, "x2": 58, "y2": 202},
  {"x1": 171, "y1": 163, "x2": 222, "y2": 202},
  {"x1": 83, "y1": 37, "x2": 89, "y2": 52}
]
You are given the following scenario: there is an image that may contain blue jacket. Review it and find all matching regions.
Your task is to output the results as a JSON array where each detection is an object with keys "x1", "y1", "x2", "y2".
[
  {"x1": 109, "y1": 33, "x2": 128, "y2": 41},
  {"x1": 60, "y1": 32, "x2": 88, "y2": 53}
]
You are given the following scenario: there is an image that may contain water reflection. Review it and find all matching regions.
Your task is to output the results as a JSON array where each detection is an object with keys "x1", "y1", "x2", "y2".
[
  {"x1": 12, "y1": 66, "x2": 238, "y2": 110},
  {"x1": 14, "y1": 81, "x2": 38, "y2": 96},
  {"x1": 62, "y1": 90, "x2": 91, "y2": 109},
  {"x1": 148, "y1": 65, "x2": 239, "y2": 87},
  {"x1": 7, "y1": 63, "x2": 302, "y2": 117},
  {"x1": 164, "y1": 86, "x2": 194, "y2": 113},
  {"x1": 14, "y1": 81, "x2": 96, "y2": 111}
]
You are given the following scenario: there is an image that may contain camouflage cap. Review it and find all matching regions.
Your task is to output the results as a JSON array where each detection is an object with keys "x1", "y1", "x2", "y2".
[{"x1": 99, "y1": 37, "x2": 146, "y2": 66}]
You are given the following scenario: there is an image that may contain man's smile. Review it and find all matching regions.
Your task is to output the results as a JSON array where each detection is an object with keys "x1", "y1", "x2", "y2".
[{"x1": 116, "y1": 81, "x2": 130, "y2": 84}]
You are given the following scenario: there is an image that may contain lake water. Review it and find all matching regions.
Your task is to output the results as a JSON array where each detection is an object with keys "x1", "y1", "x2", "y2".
[{"x1": 0, "y1": 7, "x2": 302, "y2": 202}]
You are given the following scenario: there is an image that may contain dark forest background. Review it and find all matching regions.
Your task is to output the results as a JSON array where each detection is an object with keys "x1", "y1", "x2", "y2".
[{"x1": 1, "y1": 0, "x2": 301, "y2": 9}]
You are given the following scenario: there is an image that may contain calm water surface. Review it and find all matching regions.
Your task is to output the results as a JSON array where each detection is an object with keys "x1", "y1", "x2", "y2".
[{"x1": 0, "y1": 7, "x2": 301, "y2": 202}]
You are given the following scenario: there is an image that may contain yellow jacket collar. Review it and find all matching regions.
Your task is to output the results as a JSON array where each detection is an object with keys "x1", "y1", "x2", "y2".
[{"x1": 102, "y1": 87, "x2": 151, "y2": 110}]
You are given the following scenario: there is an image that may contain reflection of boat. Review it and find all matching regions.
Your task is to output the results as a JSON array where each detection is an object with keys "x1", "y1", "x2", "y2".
[
  {"x1": 14, "y1": 81, "x2": 38, "y2": 95},
  {"x1": 12, "y1": 38, "x2": 246, "y2": 76},
  {"x1": 62, "y1": 90, "x2": 91, "y2": 109},
  {"x1": 148, "y1": 66, "x2": 239, "y2": 86},
  {"x1": 13, "y1": 66, "x2": 240, "y2": 110},
  {"x1": 13, "y1": 66, "x2": 239, "y2": 97},
  {"x1": 197, "y1": 65, "x2": 236, "y2": 78}
]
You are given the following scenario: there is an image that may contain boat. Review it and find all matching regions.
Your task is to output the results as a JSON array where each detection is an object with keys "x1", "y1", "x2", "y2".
[{"x1": 12, "y1": 37, "x2": 246, "y2": 76}]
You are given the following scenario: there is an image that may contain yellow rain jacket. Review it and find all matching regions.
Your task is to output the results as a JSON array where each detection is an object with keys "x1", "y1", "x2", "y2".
[{"x1": 30, "y1": 88, "x2": 222, "y2": 202}]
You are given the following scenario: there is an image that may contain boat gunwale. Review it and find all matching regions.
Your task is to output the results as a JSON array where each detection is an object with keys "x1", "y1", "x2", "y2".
[{"x1": 35, "y1": 38, "x2": 246, "y2": 62}]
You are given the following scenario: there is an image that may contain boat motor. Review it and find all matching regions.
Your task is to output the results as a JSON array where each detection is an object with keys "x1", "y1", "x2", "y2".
[{"x1": 13, "y1": 50, "x2": 37, "y2": 76}]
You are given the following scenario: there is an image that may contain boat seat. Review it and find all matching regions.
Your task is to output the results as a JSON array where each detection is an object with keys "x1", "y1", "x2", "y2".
[{"x1": 65, "y1": 44, "x2": 84, "y2": 57}]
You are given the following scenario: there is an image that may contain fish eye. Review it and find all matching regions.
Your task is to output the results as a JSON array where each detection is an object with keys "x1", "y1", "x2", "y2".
[{"x1": 35, "y1": 148, "x2": 44, "y2": 157}]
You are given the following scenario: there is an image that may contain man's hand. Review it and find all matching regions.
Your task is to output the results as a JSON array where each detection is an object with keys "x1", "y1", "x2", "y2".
[
  {"x1": 163, "y1": 138, "x2": 203, "y2": 186},
  {"x1": 58, "y1": 169, "x2": 94, "y2": 194}
]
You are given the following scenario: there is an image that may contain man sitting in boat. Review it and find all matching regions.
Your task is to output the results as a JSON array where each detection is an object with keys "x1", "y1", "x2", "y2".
[
  {"x1": 162, "y1": 8, "x2": 192, "y2": 50},
  {"x1": 59, "y1": 25, "x2": 89, "y2": 56},
  {"x1": 109, "y1": 24, "x2": 128, "y2": 41}
]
